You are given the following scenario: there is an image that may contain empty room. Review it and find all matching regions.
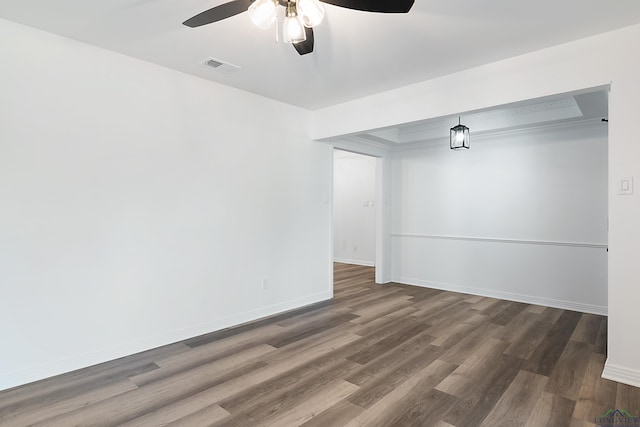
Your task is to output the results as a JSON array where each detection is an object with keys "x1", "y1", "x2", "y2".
[{"x1": 1, "y1": 0, "x2": 640, "y2": 426}]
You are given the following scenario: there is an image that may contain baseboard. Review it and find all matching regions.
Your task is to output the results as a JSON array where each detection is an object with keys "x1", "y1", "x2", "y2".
[
  {"x1": 391, "y1": 276, "x2": 608, "y2": 316},
  {"x1": 0, "y1": 290, "x2": 332, "y2": 392},
  {"x1": 333, "y1": 258, "x2": 375, "y2": 267},
  {"x1": 602, "y1": 361, "x2": 640, "y2": 388}
]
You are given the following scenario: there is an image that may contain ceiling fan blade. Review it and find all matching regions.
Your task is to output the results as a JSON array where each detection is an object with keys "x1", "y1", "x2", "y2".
[
  {"x1": 183, "y1": 0, "x2": 254, "y2": 27},
  {"x1": 319, "y1": 0, "x2": 413, "y2": 13},
  {"x1": 293, "y1": 27, "x2": 314, "y2": 55}
]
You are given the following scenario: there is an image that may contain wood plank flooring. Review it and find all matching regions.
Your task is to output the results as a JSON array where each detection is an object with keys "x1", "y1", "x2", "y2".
[{"x1": 1, "y1": 263, "x2": 637, "y2": 426}]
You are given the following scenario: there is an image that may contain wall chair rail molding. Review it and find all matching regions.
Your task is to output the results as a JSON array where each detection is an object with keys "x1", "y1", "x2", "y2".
[{"x1": 390, "y1": 233, "x2": 608, "y2": 250}]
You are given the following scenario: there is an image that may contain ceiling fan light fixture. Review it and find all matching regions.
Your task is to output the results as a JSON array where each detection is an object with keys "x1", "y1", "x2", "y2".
[
  {"x1": 283, "y1": 2, "x2": 307, "y2": 43},
  {"x1": 298, "y1": 0, "x2": 325, "y2": 27},
  {"x1": 248, "y1": 0, "x2": 277, "y2": 30},
  {"x1": 184, "y1": 0, "x2": 415, "y2": 55}
]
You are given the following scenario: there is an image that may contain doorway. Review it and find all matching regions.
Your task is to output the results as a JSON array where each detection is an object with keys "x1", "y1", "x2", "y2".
[{"x1": 333, "y1": 149, "x2": 378, "y2": 275}]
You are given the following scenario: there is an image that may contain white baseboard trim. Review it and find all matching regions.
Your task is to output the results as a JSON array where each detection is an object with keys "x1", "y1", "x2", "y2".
[
  {"x1": 0, "y1": 290, "x2": 332, "y2": 392},
  {"x1": 602, "y1": 361, "x2": 640, "y2": 388},
  {"x1": 391, "y1": 276, "x2": 607, "y2": 316},
  {"x1": 333, "y1": 258, "x2": 375, "y2": 267}
]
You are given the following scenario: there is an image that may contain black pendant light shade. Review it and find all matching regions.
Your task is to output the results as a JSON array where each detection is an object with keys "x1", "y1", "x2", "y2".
[{"x1": 450, "y1": 117, "x2": 470, "y2": 150}]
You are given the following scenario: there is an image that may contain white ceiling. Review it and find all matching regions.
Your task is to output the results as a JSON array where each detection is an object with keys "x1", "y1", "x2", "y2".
[
  {"x1": 1, "y1": 0, "x2": 639, "y2": 110},
  {"x1": 325, "y1": 88, "x2": 609, "y2": 149}
]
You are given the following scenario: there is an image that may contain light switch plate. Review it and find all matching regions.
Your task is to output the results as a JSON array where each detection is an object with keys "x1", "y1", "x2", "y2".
[{"x1": 619, "y1": 176, "x2": 634, "y2": 195}]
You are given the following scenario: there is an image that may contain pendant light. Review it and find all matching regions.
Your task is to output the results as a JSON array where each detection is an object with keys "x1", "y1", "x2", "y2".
[
  {"x1": 283, "y1": 1, "x2": 306, "y2": 43},
  {"x1": 450, "y1": 117, "x2": 470, "y2": 150}
]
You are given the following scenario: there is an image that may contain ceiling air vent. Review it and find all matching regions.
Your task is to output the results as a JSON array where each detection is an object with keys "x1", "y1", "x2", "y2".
[{"x1": 201, "y1": 57, "x2": 240, "y2": 74}]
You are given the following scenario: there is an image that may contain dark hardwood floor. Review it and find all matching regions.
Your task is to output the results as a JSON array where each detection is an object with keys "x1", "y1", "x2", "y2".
[{"x1": 1, "y1": 263, "x2": 637, "y2": 426}]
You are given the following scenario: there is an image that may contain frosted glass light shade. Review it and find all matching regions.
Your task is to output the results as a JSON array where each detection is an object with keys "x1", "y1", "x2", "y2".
[
  {"x1": 298, "y1": 0, "x2": 325, "y2": 27},
  {"x1": 284, "y1": 15, "x2": 306, "y2": 43},
  {"x1": 248, "y1": 0, "x2": 277, "y2": 30},
  {"x1": 450, "y1": 122, "x2": 470, "y2": 150}
]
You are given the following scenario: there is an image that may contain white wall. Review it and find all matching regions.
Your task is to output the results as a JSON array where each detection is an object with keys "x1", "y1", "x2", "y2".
[
  {"x1": 312, "y1": 24, "x2": 640, "y2": 388},
  {"x1": 3, "y1": 17, "x2": 639, "y2": 393},
  {"x1": 333, "y1": 150, "x2": 376, "y2": 266},
  {"x1": 0, "y1": 19, "x2": 332, "y2": 391},
  {"x1": 391, "y1": 123, "x2": 608, "y2": 314}
]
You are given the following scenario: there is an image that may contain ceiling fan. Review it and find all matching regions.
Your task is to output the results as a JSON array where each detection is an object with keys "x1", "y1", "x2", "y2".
[{"x1": 183, "y1": 0, "x2": 414, "y2": 56}]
